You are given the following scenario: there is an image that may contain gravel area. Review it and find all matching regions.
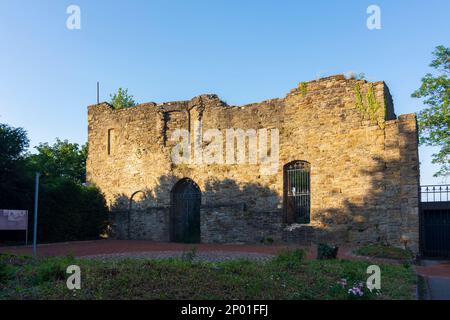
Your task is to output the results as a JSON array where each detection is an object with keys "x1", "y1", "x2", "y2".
[{"x1": 80, "y1": 250, "x2": 276, "y2": 263}]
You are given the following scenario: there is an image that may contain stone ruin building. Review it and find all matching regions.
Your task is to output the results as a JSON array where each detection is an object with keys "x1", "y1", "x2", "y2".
[{"x1": 86, "y1": 75, "x2": 420, "y2": 251}]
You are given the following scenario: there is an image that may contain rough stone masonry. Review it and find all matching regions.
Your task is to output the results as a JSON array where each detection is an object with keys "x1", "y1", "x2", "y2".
[{"x1": 86, "y1": 75, "x2": 420, "y2": 252}]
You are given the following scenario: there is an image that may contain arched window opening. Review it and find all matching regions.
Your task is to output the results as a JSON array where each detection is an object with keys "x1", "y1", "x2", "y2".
[{"x1": 284, "y1": 161, "x2": 311, "y2": 224}]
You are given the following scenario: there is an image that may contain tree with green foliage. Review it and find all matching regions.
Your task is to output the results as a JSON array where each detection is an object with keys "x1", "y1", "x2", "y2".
[
  {"x1": 109, "y1": 87, "x2": 137, "y2": 109},
  {"x1": 27, "y1": 139, "x2": 88, "y2": 184},
  {"x1": 412, "y1": 45, "x2": 450, "y2": 177},
  {"x1": 0, "y1": 123, "x2": 29, "y2": 176},
  {"x1": 0, "y1": 124, "x2": 108, "y2": 242},
  {"x1": 0, "y1": 123, "x2": 32, "y2": 210}
]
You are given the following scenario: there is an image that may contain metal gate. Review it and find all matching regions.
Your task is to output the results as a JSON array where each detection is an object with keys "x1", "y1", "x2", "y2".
[
  {"x1": 284, "y1": 161, "x2": 311, "y2": 224},
  {"x1": 170, "y1": 178, "x2": 201, "y2": 243},
  {"x1": 420, "y1": 185, "x2": 450, "y2": 257}
]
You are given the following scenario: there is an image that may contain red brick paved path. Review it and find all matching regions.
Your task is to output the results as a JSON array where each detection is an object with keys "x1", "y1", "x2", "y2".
[
  {"x1": 0, "y1": 240, "x2": 360, "y2": 260},
  {"x1": 0, "y1": 240, "x2": 299, "y2": 257}
]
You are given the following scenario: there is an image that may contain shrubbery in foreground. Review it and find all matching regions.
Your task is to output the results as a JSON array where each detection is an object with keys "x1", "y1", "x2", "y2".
[{"x1": 0, "y1": 250, "x2": 416, "y2": 300}]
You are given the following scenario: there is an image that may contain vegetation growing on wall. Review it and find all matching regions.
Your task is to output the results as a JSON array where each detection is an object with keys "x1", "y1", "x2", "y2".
[
  {"x1": 298, "y1": 82, "x2": 308, "y2": 97},
  {"x1": 354, "y1": 83, "x2": 386, "y2": 129},
  {"x1": 354, "y1": 83, "x2": 365, "y2": 114},
  {"x1": 109, "y1": 88, "x2": 137, "y2": 109}
]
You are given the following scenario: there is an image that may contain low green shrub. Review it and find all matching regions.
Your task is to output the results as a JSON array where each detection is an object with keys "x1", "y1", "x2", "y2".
[
  {"x1": 0, "y1": 261, "x2": 8, "y2": 282},
  {"x1": 317, "y1": 243, "x2": 339, "y2": 260},
  {"x1": 354, "y1": 245, "x2": 413, "y2": 260},
  {"x1": 260, "y1": 237, "x2": 274, "y2": 245},
  {"x1": 0, "y1": 254, "x2": 29, "y2": 282},
  {"x1": 1, "y1": 177, "x2": 109, "y2": 243},
  {"x1": 37, "y1": 179, "x2": 109, "y2": 242},
  {"x1": 28, "y1": 256, "x2": 75, "y2": 285},
  {"x1": 181, "y1": 247, "x2": 198, "y2": 263},
  {"x1": 272, "y1": 249, "x2": 305, "y2": 268}
]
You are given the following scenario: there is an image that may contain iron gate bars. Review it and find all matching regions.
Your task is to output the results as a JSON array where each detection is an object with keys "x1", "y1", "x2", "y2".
[{"x1": 284, "y1": 161, "x2": 311, "y2": 224}]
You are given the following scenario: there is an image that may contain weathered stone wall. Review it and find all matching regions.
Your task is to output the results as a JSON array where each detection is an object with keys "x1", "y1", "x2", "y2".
[
  {"x1": 200, "y1": 205, "x2": 283, "y2": 244},
  {"x1": 113, "y1": 208, "x2": 170, "y2": 241},
  {"x1": 87, "y1": 75, "x2": 420, "y2": 252}
]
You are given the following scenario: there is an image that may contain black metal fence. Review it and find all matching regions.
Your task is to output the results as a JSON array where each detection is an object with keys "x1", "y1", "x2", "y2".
[
  {"x1": 420, "y1": 185, "x2": 450, "y2": 257},
  {"x1": 421, "y1": 185, "x2": 450, "y2": 202}
]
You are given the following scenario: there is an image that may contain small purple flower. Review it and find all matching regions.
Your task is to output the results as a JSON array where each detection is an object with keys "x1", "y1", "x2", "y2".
[{"x1": 348, "y1": 286, "x2": 364, "y2": 297}]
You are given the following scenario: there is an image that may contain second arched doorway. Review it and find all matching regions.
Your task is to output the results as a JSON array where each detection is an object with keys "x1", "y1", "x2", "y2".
[{"x1": 170, "y1": 178, "x2": 201, "y2": 243}]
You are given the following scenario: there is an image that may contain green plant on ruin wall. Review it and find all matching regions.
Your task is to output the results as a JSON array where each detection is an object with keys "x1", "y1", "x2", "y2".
[
  {"x1": 354, "y1": 83, "x2": 365, "y2": 114},
  {"x1": 298, "y1": 82, "x2": 308, "y2": 97},
  {"x1": 366, "y1": 84, "x2": 380, "y2": 122},
  {"x1": 354, "y1": 83, "x2": 386, "y2": 129}
]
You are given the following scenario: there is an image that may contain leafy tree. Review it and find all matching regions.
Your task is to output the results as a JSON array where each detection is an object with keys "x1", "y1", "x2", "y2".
[
  {"x1": 0, "y1": 123, "x2": 29, "y2": 177},
  {"x1": 27, "y1": 139, "x2": 87, "y2": 184},
  {"x1": 109, "y1": 87, "x2": 137, "y2": 109},
  {"x1": 0, "y1": 123, "x2": 33, "y2": 214},
  {"x1": 412, "y1": 45, "x2": 450, "y2": 177},
  {"x1": 0, "y1": 123, "x2": 108, "y2": 242}
]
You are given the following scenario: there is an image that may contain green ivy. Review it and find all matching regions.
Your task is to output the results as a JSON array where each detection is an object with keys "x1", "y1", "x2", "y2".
[
  {"x1": 354, "y1": 83, "x2": 385, "y2": 129},
  {"x1": 354, "y1": 83, "x2": 365, "y2": 114},
  {"x1": 366, "y1": 85, "x2": 380, "y2": 120}
]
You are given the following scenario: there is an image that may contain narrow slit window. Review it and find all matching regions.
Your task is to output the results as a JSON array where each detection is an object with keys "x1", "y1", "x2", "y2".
[{"x1": 108, "y1": 129, "x2": 114, "y2": 155}]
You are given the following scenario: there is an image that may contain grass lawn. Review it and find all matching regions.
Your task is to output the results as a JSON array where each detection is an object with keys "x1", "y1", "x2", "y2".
[
  {"x1": 0, "y1": 250, "x2": 416, "y2": 300},
  {"x1": 353, "y1": 245, "x2": 413, "y2": 260}
]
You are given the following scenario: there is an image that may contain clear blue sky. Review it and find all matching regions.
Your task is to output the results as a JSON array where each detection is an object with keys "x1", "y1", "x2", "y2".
[{"x1": 0, "y1": 0, "x2": 448, "y2": 184}]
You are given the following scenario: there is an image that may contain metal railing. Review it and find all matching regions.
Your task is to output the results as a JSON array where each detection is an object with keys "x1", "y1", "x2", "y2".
[{"x1": 421, "y1": 185, "x2": 450, "y2": 203}]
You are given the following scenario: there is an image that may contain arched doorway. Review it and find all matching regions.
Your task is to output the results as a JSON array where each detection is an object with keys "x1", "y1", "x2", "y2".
[{"x1": 170, "y1": 178, "x2": 201, "y2": 243}]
